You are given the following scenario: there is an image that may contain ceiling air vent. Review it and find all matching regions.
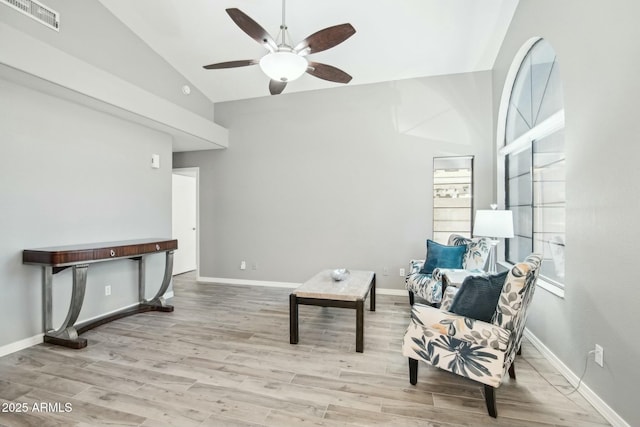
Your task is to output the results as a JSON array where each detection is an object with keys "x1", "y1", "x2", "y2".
[{"x1": 1, "y1": 0, "x2": 59, "y2": 31}]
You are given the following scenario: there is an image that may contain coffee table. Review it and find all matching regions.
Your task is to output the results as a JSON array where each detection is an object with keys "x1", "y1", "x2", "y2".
[{"x1": 290, "y1": 270, "x2": 376, "y2": 353}]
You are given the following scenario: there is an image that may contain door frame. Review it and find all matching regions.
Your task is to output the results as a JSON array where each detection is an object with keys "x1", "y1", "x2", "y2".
[{"x1": 172, "y1": 167, "x2": 200, "y2": 277}]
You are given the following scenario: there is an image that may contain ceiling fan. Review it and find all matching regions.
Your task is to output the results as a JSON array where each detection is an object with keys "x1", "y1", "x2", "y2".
[{"x1": 203, "y1": 0, "x2": 356, "y2": 95}]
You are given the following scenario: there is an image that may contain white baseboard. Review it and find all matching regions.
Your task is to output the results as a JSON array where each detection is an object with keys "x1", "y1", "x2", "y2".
[
  {"x1": 524, "y1": 329, "x2": 630, "y2": 427},
  {"x1": 197, "y1": 276, "x2": 408, "y2": 297},
  {"x1": 377, "y1": 288, "x2": 408, "y2": 296},
  {"x1": 0, "y1": 292, "x2": 175, "y2": 358},
  {"x1": 197, "y1": 276, "x2": 299, "y2": 288},
  {"x1": 0, "y1": 333, "x2": 43, "y2": 358}
]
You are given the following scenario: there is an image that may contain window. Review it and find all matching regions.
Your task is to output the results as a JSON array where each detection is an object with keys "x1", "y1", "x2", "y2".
[
  {"x1": 500, "y1": 39, "x2": 565, "y2": 291},
  {"x1": 433, "y1": 156, "x2": 473, "y2": 244}
]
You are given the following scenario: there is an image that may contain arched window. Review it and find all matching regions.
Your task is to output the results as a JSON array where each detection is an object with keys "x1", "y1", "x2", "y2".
[{"x1": 499, "y1": 38, "x2": 565, "y2": 293}]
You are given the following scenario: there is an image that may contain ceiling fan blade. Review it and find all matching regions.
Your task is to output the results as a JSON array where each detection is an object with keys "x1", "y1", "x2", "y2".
[
  {"x1": 203, "y1": 59, "x2": 258, "y2": 70},
  {"x1": 307, "y1": 62, "x2": 352, "y2": 84},
  {"x1": 226, "y1": 8, "x2": 277, "y2": 51},
  {"x1": 295, "y1": 23, "x2": 356, "y2": 55},
  {"x1": 269, "y1": 80, "x2": 287, "y2": 95}
]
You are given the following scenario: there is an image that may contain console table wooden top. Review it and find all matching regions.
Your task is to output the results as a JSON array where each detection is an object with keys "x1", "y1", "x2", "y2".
[{"x1": 23, "y1": 238, "x2": 178, "y2": 267}]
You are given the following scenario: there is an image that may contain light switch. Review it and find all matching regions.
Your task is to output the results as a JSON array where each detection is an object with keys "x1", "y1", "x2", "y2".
[{"x1": 151, "y1": 154, "x2": 160, "y2": 169}]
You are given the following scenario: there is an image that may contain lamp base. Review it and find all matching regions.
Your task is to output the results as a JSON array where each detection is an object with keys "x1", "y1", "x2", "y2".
[{"x1": 486, "y1": 239, "x2": 500, "y2": 274}]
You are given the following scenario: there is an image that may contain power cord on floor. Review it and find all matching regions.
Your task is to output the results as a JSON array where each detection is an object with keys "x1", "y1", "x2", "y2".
[
  {"x1": 525, "y1": 347, "x2": 596, "y2": 397},
  {"x1": 562, "y1": 349, "x2": 596, "y2": 396}
]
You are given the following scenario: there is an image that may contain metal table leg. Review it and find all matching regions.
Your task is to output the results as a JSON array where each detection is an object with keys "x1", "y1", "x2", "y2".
[
  {"x1": 43, "y1": 264, "x2": 89, "y2": 348},
  {"x1": 140, "y1": 250, "x2": 174, "y2": 311}
]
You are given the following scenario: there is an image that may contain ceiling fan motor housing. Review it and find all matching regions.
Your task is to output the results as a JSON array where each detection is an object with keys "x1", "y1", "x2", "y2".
[{"x1": 259, "y1": 48, "x2": 308, "y2": 82}]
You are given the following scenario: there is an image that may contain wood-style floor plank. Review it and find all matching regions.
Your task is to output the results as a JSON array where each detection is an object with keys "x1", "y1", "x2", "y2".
[{"x1": 0, "y1": 272, "x2": 610, "y2": 426}]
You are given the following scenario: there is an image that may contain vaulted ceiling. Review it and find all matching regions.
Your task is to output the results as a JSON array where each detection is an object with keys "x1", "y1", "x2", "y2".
[{"x1": 98, "y1": 0, "x2": 518, "y2": 104}]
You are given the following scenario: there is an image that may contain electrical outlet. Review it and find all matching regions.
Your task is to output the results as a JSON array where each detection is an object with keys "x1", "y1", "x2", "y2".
[
  {"x1": 240, "y1": 261, "x2": 246, "y2": 270},
  {"x1": 594, "y1": 344, "x2": 604, "y2": 367},
  {"x1": 383, "y1": 267, "x2": 389, "y2": 276},
  {"x1": 105, "y1": 285, "x2": 111, "y2": 296},
  {"x1": 251, "y1": 262, "x2": 257, "y2": 270},
  {"x1": 399, "y1": 268, "x2": 405, "y2": 276}
]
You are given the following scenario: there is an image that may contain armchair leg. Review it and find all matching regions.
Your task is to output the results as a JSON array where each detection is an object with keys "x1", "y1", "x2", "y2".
[
  {"x1": 483, "y1": 385, "x2": 498, "y2": 418},
  {"x1": 517, "y1": 345, "x2": 522, "y2": 356},
  {"x1": 408, "y1": 291, "x2": 415, "y2": 306},
  {"x1": 408, "y1": 358, "x2": 418, "y2": 385},
  {"x1": 508, "y1": 361, "x2": 516, "y2": 380}
]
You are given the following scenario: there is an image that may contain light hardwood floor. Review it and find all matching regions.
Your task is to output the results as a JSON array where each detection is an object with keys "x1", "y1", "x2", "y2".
[{"x1": 0, "y1": 272, "x2": 609, "y2": 427}]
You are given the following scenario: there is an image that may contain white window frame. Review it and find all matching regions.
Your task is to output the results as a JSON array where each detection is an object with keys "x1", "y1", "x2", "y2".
[{"x1": 495, "y1": 37, "x2": 565, "y2": 298}]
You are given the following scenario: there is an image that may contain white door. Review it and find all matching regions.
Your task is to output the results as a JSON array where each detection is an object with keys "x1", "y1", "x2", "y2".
[{"x1": 172, "y1": 171, "x2": 197, "y2": 275}]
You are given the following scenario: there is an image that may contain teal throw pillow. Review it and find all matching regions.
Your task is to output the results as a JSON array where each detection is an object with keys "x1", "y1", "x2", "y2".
[
  {"x1": 448, "y1": 271, "x2": 509, "y2": 322},
  {"x1": 418, "y1": 240, "x2": 467, "y2": 275}
]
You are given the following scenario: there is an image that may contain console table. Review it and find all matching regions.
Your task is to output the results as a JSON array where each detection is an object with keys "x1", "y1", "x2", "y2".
[{"x1": 23, "y1": 238, "x2": 178, "y2": 349}]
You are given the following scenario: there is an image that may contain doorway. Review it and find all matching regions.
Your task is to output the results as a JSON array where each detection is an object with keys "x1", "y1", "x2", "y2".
[{"x1": 172, "y1": 168, "x2": 198, "y2": 275}]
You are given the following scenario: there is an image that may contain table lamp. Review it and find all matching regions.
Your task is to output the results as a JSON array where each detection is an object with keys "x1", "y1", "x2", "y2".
[{"x1": 473, "y1": 208, "x2": 514, "y2": 273}]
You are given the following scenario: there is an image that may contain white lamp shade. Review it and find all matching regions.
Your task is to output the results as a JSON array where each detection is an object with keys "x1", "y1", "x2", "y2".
[
  {"x1": 259, "y1": 51, "x2": 308, "y2": 82},
  {"x1": 473, "y1": 210, "x2": 514, "y2": 238}
]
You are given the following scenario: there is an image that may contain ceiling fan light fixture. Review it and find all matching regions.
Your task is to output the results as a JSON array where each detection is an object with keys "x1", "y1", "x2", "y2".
[
  {"x1": 204, "y1": 6, "x2": 355, "y2": 95},
  {"x1": 259, "y1": 50, "x2": 308, "y2": 82}
]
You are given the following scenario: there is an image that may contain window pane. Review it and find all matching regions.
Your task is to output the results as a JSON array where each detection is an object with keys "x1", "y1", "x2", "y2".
[
  {"x1": 508, "y1": 147, "x2": 532, "y2": 178},
  {"x1": 434, "y1": 208, "x2": 471, "y2": 221},
  {"x1": 503, "y1": 39, "x2": 565, "y2": 288},
  {"x1": 534, "y1": 159, "x2": 565, "y2": 182},
  {"x1": 434, "y1": 220, "x2": 472, "y2": 232},
  {"x1": 510, "y1": 55, "x2": 533, "y2": 130},
  {"x1": 530, "y1": 41, "x2": 557, "y2": 126},
  {"x1": 534, "y1": 206, "x2": 565, "y2": 233},
  {"x1": 510, "y1": 205, "x2": 532, "y2": 237},
  {"x1": 505, "y1": 103, "x2": 532, "y2": 144},
  {"x1": 507, "y1": 235, "x2": 532, "y2": 264},
  {"x1": 505, "y1": 39, "x2": 565, "y2": 145},
  {"x1": 433, "y1": 185, "x2": 472, "y2": 203},
  {"x1": 535, "y1": 59, "x2": 564, "y2": 125},
  {"x1": 532, "y1": 128, "x2": 565, "y2": 284},
  {"x1": 433, "y1": 157, "x2": 473, "y2": 240},
  {"x1": 433, "y1": 231, "x2": 470, "y2": 244},
  {"x1": 534, "y1": 181, "x2": 565, "y2": 205},
  {"x1": 507, "y1": 174, "x2": 532, "y2": 206},
  {"x1": 534, "y1": 233, "x2": 565, "y2": 283},
  {"x1": 534, "y1": 127, "x2": 565, "y2": 154}
]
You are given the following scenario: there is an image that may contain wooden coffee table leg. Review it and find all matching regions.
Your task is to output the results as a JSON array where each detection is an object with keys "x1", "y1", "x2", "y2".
[
  {"x1": 289, "y1": 293, "x2": 298, "y2": 344},
  {"x1": 370, "y1": 274, "x2": 376, "y2": 311},
  {"x1": 356, "y1": 299, "x2": 364, "y2": 352}
]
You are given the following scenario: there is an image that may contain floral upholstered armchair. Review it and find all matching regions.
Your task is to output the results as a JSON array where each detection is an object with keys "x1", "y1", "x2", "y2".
[
  {"x1": 402, "y1": 253, "x2": 543, "y2": 418},
  {"x1": 405, "y1": 234, "x2": 491, "y2": 305}
]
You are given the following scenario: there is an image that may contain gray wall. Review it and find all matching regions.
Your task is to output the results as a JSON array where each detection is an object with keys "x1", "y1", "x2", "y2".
[
  {"x1": 0, "y1": 0, "x2": 213, "y2": 119},
  {"x1": 0, "y1": 76, "x2": 172, "y2": 347},
  {"x1": 492, "y1": 1, "x2": 640, "y2": 425},
  {"x1": 174, "y1": 71, "x2": 495, "y2": 290},
  {"x1": 0, "y1": 0, "x2": 192, "y2": 349}
]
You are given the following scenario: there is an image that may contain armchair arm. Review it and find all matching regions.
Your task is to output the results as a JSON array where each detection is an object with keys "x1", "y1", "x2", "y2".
[
  {"x1": 431, "y1": 267, "x2": 444, "y2": 282},
  {"x1": 435, "y1": 268, "x2": 485, "y2": 308},
  {"x1": 410, "y1": 304, "x2": 511, "y2": 351},
  {"x1": 440, "y1": 286, "x2": 459, "y2": 311},
  {"x1": 409, "y1": 259, "x2": 425, "y2": 275},
  {"x1": 439, "y1": 268, "x2": 485, "y2": 287}
]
